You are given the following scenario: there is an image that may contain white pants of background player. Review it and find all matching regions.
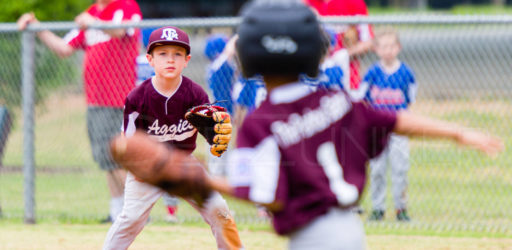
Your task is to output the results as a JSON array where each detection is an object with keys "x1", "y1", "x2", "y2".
[
  {"x1": 103, "y1": 172, "x2": 241, "y2": 250},
  {"x1": 369, "y1": 134, "x2": 410, "y2": 211},
  {"x1": 288, "y1": 207, "x2": 365, "y2": 250}
]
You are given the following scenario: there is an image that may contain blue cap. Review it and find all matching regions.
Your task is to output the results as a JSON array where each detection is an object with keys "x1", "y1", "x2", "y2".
[{"x1": 204, "y1": 34, "x2": 228, "y2": 61}]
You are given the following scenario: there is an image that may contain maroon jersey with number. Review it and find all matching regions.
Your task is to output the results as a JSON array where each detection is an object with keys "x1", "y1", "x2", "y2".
[
  {"x1": 228, "y1": 82, "x2": 396, "y2": 235},
  {"x1": 123, "y1": 76, "x2": 209, "y2": 152}
]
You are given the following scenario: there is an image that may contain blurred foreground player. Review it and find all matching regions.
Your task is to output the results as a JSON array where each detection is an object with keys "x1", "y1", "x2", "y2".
[{"x1": 111, "y1": 2, "x2": 503, "y2": 249}]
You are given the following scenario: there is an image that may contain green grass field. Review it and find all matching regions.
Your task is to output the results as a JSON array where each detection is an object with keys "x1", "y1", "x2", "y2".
[{"x1": 1, "y1": 93, "x2": 511, "y2": 249}]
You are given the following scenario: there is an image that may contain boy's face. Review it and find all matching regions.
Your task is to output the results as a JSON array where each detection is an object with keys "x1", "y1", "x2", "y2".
[
  {"x1": 147, "y1": 45, "x2": 191, "y2": 80},
  {"x1": 374, "y1": 34, "x2": 401, "y2": 63}
]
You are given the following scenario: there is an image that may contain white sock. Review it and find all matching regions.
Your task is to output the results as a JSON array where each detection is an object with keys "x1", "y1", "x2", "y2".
[{"x1": 110, "y1": 196, "x2": 124, "y2": 222}]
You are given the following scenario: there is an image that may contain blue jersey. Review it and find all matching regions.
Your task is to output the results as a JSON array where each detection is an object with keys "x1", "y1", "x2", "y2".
[
  {"x1": 136, "y1": 55, "x2": 154, "y2": 86},
  {"x1": 206, "y1": 54, "x2": 236, "y2": 114},
  {"x1": 299, "y1": 49, "x2": 349, "y2": 91},
  {"x1": 300, "y1": 66, "x2": 344, "y2": 91},
  {"x1": 235, "y1": 76, "x2": 266, "y2": 113},
  {"x1": 362, "y1": 62, "x2": 416, "y2": 111}
]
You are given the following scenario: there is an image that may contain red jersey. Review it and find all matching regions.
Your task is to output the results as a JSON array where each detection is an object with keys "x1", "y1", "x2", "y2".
[
  {"x1": 305, "y1": 0, "x2": 373, "y2": 89},
  {"x1": 305, "y1": 0, "x2": 369, "y2": 16},
  {"x1": 65, "y1": 0, "x2": 142, "y2": 107}
]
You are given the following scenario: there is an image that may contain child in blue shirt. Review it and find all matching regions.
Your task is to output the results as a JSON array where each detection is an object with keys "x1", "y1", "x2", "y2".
[{"x1": 361, "y1": 27, "x2": 417, "y2": 221}]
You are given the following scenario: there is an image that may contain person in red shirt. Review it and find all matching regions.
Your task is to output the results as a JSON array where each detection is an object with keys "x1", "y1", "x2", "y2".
[
  {"x1": 17, "y1": 0, "x2": 142, "y2": 223},
  {"x1": 304, "y1": 0, "x2": 374, "y2": 89}
]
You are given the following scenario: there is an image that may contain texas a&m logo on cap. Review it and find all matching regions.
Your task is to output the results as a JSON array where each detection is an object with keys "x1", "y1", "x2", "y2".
[
  {"x1": 147, "y1": 26, "x2": 191, "y2": 54},
  {"x1": 161, "y1": 28, "x2": 179, "y2": 41}
]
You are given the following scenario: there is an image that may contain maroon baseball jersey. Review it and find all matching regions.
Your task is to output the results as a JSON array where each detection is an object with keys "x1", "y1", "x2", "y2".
[
  {"x1": 123, "y1": 76, "x2": 209, "y2": 152},
  {"x1": 228, "y1": 82, "x2": 396, "y2": 235}
]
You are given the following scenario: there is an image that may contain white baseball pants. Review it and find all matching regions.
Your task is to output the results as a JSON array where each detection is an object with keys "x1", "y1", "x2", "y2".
[{"x1": 103, "y1": 172, "x2": 243, "y2": 250}]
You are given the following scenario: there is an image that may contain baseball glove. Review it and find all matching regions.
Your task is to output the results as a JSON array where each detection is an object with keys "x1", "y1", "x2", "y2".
[
  {"x1": 185, "y1": 104, "x2": 232, "y2": 157},
  {"x1": 110, "y1": 131, "x2": 232, "y2": 206}
]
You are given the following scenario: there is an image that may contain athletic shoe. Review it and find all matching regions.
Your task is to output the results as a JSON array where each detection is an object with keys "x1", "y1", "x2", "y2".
[
  {"x1": 396, "y1": 209, "x2": 411, "y2": 221},
  {"x1": 352, "y1": 206, "x2": 364, "y2": 215},
  {"x1": 100, "y1": 215, "x2": 112, "y2": 224},
  {"x1": 368, "y1": 210, "x2": 384, "y2": 221}
]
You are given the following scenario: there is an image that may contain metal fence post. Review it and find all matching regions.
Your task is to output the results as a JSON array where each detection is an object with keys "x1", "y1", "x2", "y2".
[{"x1": 21, "y1": 30, "x2": 36, "y2": 224}]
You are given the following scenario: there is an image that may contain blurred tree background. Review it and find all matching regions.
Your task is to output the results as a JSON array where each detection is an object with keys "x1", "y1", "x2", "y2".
[
  {"x1": 0, "y1": 0, "x2": 90, "y2": 22},
  {"x1": 2, "y1": 0, "x2": 512, "y2": 22}
]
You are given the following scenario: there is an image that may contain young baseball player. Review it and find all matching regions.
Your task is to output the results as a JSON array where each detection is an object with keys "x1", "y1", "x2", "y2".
[
  {"x1": 360, "y1": 27, "x2": 417, "y2": 221},
  {"x1": 227, "y1": 3, "x2": 501, "y2": 248},
  {"x1": 103, "y1": 26, "x2": 243, "y2": 250},
  {"x1": 138, "y1": 27, "x2": 181, "y2": 223}
]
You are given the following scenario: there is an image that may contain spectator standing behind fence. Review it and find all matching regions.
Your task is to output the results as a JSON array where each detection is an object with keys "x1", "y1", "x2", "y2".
[
  {"x1": 204, "y1": 33, "x2": 236, "y2": 179},
  {"x1": 301, "y1": 26, "x2": 350, "y2": 93},
  {"x1": 17, "y1": 0, "x2": 142, "y2": 223},
  {"x1": 0, "y1": 105, "x2": 12, "y2": 218},
  {"x1": 359, "y1": 27, "x2": 417, "y2": 221},
  {"x1": 204, "y1": 33, "x2": 268, "y2": 219},
  {"x1": 304, "y1": 0, "x2": 374, "y2": 90},
  {"x1": 204, "y1": 34, "x2": 267, "y2": 177}
]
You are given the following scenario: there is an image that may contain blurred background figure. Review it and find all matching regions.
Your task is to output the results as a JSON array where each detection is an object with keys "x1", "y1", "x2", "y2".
[
  {"x1": 17, "y1": 0, "x2": 142, "y2": 223},
  {"x1": 204, "y1": 33, "x2": 268, "y2": 219},
  {"x1": 0, "y1": 105, "x2": 11, "y2": 218},
  {"x1": 304, "y1": 0, "x2": 374, "y2": 90},
  {"x1": 360, "y1": 27, "x2": 417, "y2": 222},
  {"x1": 204, "y1": 33, "x2": 235, "y2": 180},
  {"x1": 204, "y1": 34, "x2": 235, "y2": 115},
  {"x1": 301, "y1": 25, "x2": 349, "y2": 93}
]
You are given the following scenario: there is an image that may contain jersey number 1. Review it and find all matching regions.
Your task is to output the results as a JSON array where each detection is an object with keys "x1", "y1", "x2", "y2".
[{"x1": 317, "y1": 142, "x2": 359, "y2": 206}]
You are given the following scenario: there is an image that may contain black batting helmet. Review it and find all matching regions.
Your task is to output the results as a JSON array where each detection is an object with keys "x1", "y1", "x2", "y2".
[{"x1": 236, "y1": 1, "x2": 324, "y2": 78}]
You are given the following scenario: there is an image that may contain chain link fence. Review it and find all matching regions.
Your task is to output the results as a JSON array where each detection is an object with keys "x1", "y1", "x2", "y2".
[{"x1": 0, "y1": 16, "x2": 511, "y2": 235}]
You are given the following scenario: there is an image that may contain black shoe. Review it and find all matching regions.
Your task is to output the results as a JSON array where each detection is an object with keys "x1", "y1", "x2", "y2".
[
  {"x1": 100, "y1": 215, "x2": 112, "y2": 224},
  {"x1": 352, "y1": 206, "x2": 364, "y2": 215},
  {"x1": 368, "y1": 210, "x2": 384, "y2": 221},
  {"x1": 396, "y1": 209, "x2": 410, "y2": 221}
]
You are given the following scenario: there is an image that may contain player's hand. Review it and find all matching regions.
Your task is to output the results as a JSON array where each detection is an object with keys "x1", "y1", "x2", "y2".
[
  {"x1": 210, "y1": 111, "x2": 232, "y2": 157},
  {"x1": 17, "y1": 12, "x2": 39, "y2": 30},
  {"x1": 75, "y1": 12, "x2": 96, "y2": 30},
  {"x1": 456, "y1": 129, "x2": 504, "y2": 157}
]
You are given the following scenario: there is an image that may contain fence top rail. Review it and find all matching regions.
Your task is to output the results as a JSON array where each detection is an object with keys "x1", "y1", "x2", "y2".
[{"x1": 2, "y1": 14, "x2": 512, "y2": 33}]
